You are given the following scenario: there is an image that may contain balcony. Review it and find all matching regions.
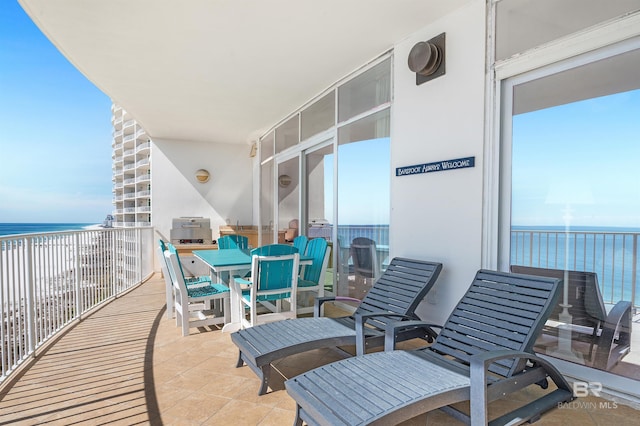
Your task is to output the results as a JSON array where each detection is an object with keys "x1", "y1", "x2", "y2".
[
  {"x1": 2, "y1": 226, "x2": 640, "y2": 423},
  {"x1": 1, "y1": 273, "x2": 638, "y2": 424},
  {"x1": 136, "y1": 141, "x2": 151, "y2": 153}
]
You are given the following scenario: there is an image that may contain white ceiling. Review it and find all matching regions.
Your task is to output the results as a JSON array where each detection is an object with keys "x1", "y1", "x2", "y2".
[{"x1": 20, "y1": 0, "x2": 472, "y2": 145}]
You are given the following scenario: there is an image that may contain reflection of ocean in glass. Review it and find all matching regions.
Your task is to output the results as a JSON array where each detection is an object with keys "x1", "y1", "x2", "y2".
[
  {"x1": 511, "y1": 226, "x2": 640, "y2": 307},
  {"x1": 337, "y1": 225, "x2": 389, "y2": 247}
]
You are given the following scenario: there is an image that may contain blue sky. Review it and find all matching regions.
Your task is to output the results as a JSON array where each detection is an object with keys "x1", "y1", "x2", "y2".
[
  {"x1": 512, "y1": 89, "x2": 640, "y2": 228},
  {"x1": 0, "y1": 2, "x2": 113, "y2": 223}
]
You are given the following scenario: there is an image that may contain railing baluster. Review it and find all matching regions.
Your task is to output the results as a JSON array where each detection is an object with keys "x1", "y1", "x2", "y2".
[
  {"x1": 512, "y1": 228, "x2": 639, "y2": 308},
  {"x1": 1, "y1": 227, "x2": 154, "y2": 385},
  {"x1": 633, "y1": 234, "x2": 638, "y2": 308},
  {"x1": 25, "y1": 238, "x2": 35, "y2": 359}
]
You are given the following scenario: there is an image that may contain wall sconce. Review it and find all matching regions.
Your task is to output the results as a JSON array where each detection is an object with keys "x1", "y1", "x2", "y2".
[
  {"x1": 408, "y1": 32, "x2": 445, "y2": 86},
  {"x1": 195, "y1": 169, "x2": 210, "y2": 183},
  {"x1": 278, "y1": 174, "x2": 292, "y2": 188},
  {"x1": 249, "y1": 142, "x2": 257, "y2": 158}
]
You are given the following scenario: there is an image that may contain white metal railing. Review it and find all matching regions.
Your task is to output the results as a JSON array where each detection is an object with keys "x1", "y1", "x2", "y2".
[
  {"x1": 0, "y1": 227, "x2": 154, "y2": 384},
  {"x1": 511, "y1": 228, "x2": 639, "y2": 308},
  {"x1": 136, "y1": 141, "x2": 151, "y2": 153},
  {"x1": 136, "y1": 174, "x2": 151, "y2": 183},
  {"x1": 123, "y1": 119, "x2": 135, "y2": 128}
]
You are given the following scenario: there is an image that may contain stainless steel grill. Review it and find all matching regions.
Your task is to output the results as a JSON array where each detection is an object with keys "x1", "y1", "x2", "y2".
[{"x1": 170, "y1": 217, "x2": 212, "y2": 244}]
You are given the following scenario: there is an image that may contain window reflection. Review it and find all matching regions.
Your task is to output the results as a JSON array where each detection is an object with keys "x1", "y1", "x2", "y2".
[{"x1": 336, "y1": 110, "x2": 390, "y2": 299}]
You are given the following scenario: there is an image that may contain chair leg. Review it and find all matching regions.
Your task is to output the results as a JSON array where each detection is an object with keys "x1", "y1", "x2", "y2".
[
  {"x1": 166, "y1": 281, "x2": 174, "y2": 320},
  {"x1": 223, "y1": 296, "x2": 231, "y2": 324},
  {"x1": 181, "y1": 314, "x2": 189, "y2": 337},
  {"x1": 258, "y1": 365, "x2": 271, "y2": 396},
  {"x1": 175, "y1": 303, "x2": 181, "y2": 328},
  {"x1": 236, "y1": 351, "x2": 245, "y2": 368},
  {"x1": 294, "y1": 407, "x2": 303, "y2": 426}
]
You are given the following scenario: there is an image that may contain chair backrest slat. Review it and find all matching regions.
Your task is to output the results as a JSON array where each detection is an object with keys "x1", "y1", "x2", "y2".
[
  {"x1": 429, "y1": 269, "x2": 561, "y2": 378},
  {"x1": 302, "y1": 238, "x2": 329, "y2": 283},
  {"x1": 510, "y1": 265, "x2": 607, "y2": 325},
  {"x1": 251, "y1": 244, "x2": 299, "y2": 296},
  {"x1": 350, "y1": 237, "x2": 378, "y2": 279},
  {"x1": 218, "y1": 234, "x2": 249, "y2": 250},
  {"x1": 293, "y1": 235, "x2": 309, "y2": 256},
  {"x1": 165, "y1": 241, "x2": 188, "y2": 281},
  {"x1": 353, "y1": 257, "x2": 443, "y2": 328}
]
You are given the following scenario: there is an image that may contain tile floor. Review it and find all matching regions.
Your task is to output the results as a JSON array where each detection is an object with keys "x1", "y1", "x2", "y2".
[{"x1": 0, "y1": 275, "x2": 638, "y2": 425}]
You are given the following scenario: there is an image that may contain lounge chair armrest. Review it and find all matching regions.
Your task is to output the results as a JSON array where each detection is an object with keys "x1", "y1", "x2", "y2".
[
  {"x1": 353, "y1": 312, "x2": 433, "y2": 355},
  {"x1": 594, "y1": 300, "x2": 633, "y2": 370},
  {"x1": 383, "y1": 320, "x2": 441, "y2": 351},
  {"x1": 354, "y1": 311, "x2": 410, "y2": 356},
  {"x1": 469, "y1": 350, "x2": 573, "y2": 425},
  {"x1": 314, "y1": 296, "x2": 361, "y2": 317}
]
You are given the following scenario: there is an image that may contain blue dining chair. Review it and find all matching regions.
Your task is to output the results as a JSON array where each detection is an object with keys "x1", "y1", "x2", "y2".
[
  {"x1": 297, "y1": 238, "x2": 331, "y2": 314},
  {"x1": 292, "y1": 235, "x2": 309, "y2": 255},
  {"x1": 218, "y1": 234, "x2": 249, "y2": 250},
  {"x1": 232, "y1": 244, "x2": 299, "y2": 328}
]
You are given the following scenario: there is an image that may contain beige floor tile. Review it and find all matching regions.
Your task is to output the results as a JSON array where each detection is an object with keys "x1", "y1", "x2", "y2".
[{"x1": 1, "y1": 274, "x2": 639, "y2": 426}]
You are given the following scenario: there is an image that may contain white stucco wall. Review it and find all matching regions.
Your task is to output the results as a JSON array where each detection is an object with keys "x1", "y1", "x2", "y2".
[
  {"x1": 390, "y1": 1, "x2": 486, "y2": 324},
  {"x1": 152, "y1": 138, "x2": 253, "y2": 243}
]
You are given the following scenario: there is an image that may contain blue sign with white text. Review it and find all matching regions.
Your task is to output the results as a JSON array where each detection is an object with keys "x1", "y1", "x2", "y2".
[{"x1": 396, "y1": 156, "x2": 475, "y2": 177}]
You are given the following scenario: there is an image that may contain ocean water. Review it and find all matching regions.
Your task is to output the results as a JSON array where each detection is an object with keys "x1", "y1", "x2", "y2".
[
  {"x1": 511, "y1": 226, "x2": 640, "y2": 306},
  {"x1": 0, "y1": 223, "x2": 96, "y2": 237}
]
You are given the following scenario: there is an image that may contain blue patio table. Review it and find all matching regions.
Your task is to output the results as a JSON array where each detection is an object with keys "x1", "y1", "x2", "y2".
[{"x1": 193, "y1": 248, "x2": 313, "y2": 332}]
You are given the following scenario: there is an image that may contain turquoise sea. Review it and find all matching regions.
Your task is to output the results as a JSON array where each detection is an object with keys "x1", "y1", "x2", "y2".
[{"x1": 0, "y1": 223, "x2": 96, "y2": 237}]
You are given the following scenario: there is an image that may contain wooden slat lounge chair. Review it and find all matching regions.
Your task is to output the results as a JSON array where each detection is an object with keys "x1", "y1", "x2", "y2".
[
  {"x1": 230, "y1": 257, "x2": 443, "y2": 395},
  {"x1": 285, "y1": 269, "x2": 574, "y2": 426},
  {"x1": 511, "y1": 265, "x2": 632, "y2": 371}
]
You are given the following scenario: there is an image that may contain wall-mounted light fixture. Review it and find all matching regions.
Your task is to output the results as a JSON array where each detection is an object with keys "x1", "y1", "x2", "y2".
[
  {"x1": 408, "y1": 32, "x2": 445, "y2": 86},
  {"x1": 249, "y1": 142, "x2": 257, "y2": 158},
  {"x1": 195, "y1": 169, "x2": 210, "y2": 183},
  {"x1": 278, "y1": 174, "x2": 292, "y2": 188}
]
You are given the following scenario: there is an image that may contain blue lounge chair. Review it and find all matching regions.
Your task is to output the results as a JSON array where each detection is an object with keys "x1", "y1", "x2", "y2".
[
  {"x1": 285, "y1": 269, "x2": 574, "y2": 425},
  {"x1": 231, "y1": 257, "x2": 442, "y2": 395},
  {"x1": 511, "y1": 265, "x2": 632, "y2": 371}
]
